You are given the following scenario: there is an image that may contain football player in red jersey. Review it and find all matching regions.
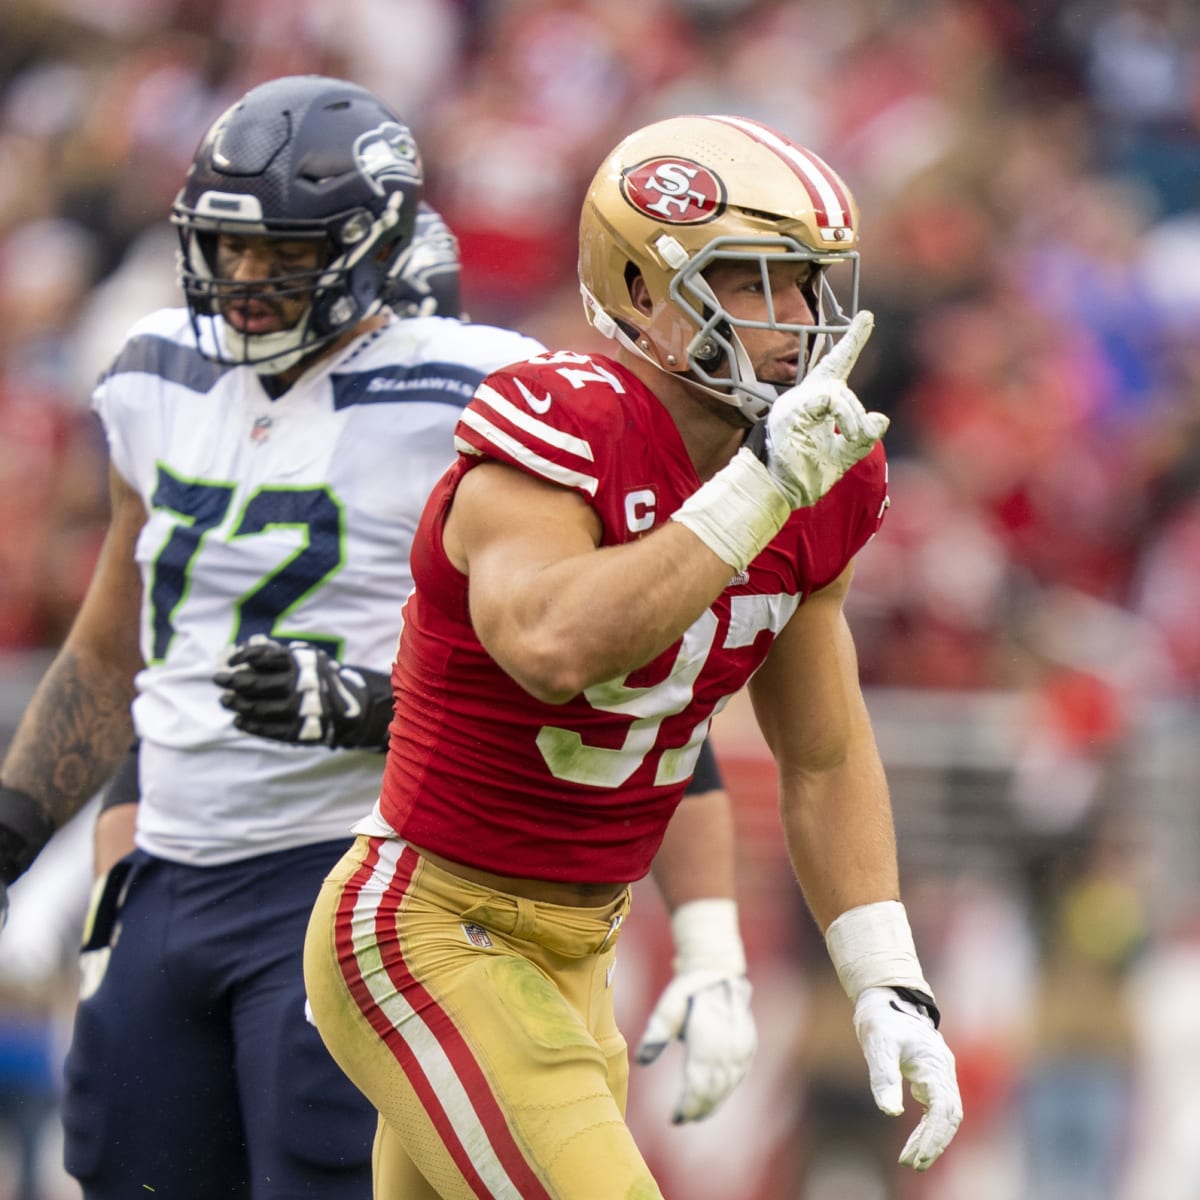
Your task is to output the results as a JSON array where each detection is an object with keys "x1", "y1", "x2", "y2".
[
  {"x1": 82, "y1": 191, "x2": 757, "y2": 1132},
  {"x1": 303, "y1": 114, "x2": 963, "y2": 1199}
]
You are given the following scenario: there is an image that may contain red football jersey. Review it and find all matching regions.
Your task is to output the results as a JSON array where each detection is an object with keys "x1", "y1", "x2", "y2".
[{"x1": 379, "y1": 351, "x2": 888, "y2": 883}]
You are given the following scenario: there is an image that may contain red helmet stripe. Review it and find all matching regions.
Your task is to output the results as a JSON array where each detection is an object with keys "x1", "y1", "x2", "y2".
[{"x1": 705, "y1": 115, "x2": 853, "y2": 229}]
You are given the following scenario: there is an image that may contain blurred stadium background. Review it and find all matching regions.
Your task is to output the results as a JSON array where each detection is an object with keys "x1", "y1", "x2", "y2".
[{"x1": 3, "y1": 1, "x2": 1200, "y2": 1197}]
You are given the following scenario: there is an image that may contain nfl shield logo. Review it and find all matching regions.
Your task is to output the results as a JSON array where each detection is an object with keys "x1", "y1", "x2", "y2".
[
  {"x1": 250, "y1": 416, "x2": 273, "y2": 443},
  {"x1": 461, "y1": 923, "x2": 493, "y2": 948}
]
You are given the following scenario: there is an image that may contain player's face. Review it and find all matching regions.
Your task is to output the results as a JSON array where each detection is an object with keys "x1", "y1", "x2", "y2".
[
  {"x1": 214, "y1": 233, "x2": 325, "y2": 335},
  {"x1": 705, "y1": 259, "x2": 818, "y2": 387}
]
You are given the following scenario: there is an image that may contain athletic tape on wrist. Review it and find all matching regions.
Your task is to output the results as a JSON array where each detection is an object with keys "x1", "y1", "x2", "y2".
[
  {"x1": 824, "y1": 900, "x2": 934, "y2": 1004},
  {"x1": 670, "y1": 897, "x2": 747, "y2": 976},
  {"x1": 670, "y1": 447, "x2": 791, "y2": 575}
]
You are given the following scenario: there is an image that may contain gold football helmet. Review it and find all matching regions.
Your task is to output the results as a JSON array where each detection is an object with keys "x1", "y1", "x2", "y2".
[{"x1": 579, "y1": 114, "x2": 861, "y2": 421}]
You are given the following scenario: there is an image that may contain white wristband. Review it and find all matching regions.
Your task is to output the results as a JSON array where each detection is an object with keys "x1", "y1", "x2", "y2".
[
  {"x1": 670, "y1": 447, "x2": 791, "y2": 574},
  {"x1": 670, "y1": 898, "x2": 747, "y2": 976},
  {"x1": 824, "y1": 900, "x2": 933, "y2": 1003}
]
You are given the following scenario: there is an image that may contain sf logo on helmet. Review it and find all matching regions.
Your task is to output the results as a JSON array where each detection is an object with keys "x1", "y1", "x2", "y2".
[
  {"x1": 622, "y1": 158, "x2": 725, "y2": 224},
  {"x1": 354, "y1": 123, "x2": 423, "y2": 196}
]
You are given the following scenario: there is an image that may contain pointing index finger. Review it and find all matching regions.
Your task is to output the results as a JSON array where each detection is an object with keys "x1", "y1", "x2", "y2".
[{"x1": 809, "y1": 309, "x2": 874, "y2": 383}]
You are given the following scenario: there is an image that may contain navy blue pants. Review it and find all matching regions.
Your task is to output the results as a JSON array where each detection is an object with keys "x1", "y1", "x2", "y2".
[{"x1": 61, "y1": 840, "x2": 374, "y2": 1199}]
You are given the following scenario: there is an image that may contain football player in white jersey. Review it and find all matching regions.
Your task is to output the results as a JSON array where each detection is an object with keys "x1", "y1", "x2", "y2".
[
  {"x1": 0, "y1": 76, "x2": 756, "y2": 1199},
  {"x1": 85, "y1": 199, "x2": 470, "y2": 880}
]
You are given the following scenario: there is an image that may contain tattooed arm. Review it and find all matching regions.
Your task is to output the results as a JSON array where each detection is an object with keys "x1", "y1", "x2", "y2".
[{"x1": 0, "y1": 465, "x2": 145, "y2": 893}]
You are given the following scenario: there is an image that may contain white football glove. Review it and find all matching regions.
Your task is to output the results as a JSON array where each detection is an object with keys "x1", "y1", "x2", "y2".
[
  {"x1": 853, "y1": 986, "x2": 962, "y2": 1170},
  {"x1": 635, "y1": 899, "x2": 757, "y2": 1123},
  {"x1": 825, "y1": 901, "x2": 963, "y2": 1171},
  {"x1": 670, "y1": 310, "x2": 887, "y2": 574},
  {"x1": 759, "y1": 309, "x2": 887, "y2": 508}
]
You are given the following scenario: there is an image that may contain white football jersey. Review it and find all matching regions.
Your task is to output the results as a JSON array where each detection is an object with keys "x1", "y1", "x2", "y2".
[{"x1": 92, "y1": 307, "x2": 543, "y2": 865}]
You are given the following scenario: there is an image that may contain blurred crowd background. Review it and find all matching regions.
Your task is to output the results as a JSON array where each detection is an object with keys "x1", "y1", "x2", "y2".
[{"x1": 2, "y1": 0, "x2": 1200, "y2": 1197}]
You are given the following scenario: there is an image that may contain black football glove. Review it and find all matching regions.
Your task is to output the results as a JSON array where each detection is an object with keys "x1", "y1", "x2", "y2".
[
  {"x1": 214, "y1": 635, "x2": 394, "y2": 752},
  {"x1": 0, "y1": 784, "x2": 56, "y2": 932}
]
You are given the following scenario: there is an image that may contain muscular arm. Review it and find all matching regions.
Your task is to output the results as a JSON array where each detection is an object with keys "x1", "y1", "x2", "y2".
[
  {"x1": 749, "y1": 565, "x2": 963, "y2": 1168},
  {"x1": 446, "y1": 462, "x2": 737, "y2": 703},
  {"x1": 650, "y1": 784, "x2": 737, "y2": 908},
  {"x1": 748, "y1": 563, "x2": 899, "y2": 932},
  {"x1": 2, "y1": 465, "x2": 145, "y2": 829}
]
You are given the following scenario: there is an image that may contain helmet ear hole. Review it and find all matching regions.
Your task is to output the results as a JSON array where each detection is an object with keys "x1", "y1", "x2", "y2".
[{"x1": 625, "y1": 266, "x2": 653, "y2": 318}]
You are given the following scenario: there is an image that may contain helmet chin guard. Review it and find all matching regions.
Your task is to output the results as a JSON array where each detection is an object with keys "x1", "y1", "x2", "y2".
[{"x1": 219, "y1": 311, "x2": 318, "y2": 377}]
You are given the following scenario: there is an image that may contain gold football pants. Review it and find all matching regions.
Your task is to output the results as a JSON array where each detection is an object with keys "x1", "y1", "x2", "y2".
[{"x1": 303, "y1": 835, "x2": 664, "y2": 1199}]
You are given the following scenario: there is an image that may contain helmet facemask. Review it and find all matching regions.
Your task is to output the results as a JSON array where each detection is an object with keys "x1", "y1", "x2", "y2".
[
  {"x1": 586, "y1": 233, "x2": 860, "y2": 423},
  {"x1": 174, "y1": 191, "x2": 411, "y2": 375}
]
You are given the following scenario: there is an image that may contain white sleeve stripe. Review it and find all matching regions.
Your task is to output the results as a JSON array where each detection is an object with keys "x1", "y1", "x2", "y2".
[
  {"x1": 473, "y1": 383, "x2": 595, "y2": 461},
  {"x1": 456, "y1": 410, "x2": 599, "y2": 497}
]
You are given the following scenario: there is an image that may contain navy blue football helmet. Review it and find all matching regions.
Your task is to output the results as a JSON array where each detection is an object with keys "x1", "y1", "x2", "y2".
[
  {"x1": 392, "y1": 202, "x2": 463, "y2": 319},
  {"x1": 172, "y1": 75, "x2": 424, "y2": 373}
]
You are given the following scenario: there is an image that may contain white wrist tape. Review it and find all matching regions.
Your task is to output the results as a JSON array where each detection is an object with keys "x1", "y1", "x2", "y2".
[
  {"x1": 670, "y1": 898, "x2": 747, "y2": 976},
  {"x1": 824, "y1": 900, "x2": 933, "y2": 1003},
  {"x1": 670, "y1": 447, "x2": 791, "y2": 574}
]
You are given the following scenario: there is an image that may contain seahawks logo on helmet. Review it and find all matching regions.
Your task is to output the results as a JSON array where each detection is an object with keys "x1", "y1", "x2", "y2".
[{"x1": 354, "y1": 122, "x2": 423, "y2": 197}]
